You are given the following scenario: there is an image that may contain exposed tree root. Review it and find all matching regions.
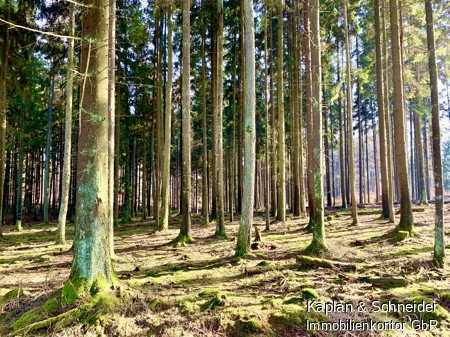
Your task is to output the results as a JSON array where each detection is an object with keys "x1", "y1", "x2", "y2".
[
  {"x1": 304, "y1": 239, "x2": 329, "y2": 256},
  {"x1": 358, "y1": 276, "x2": 408, "y2": 289},
  {"x1": 214, "y1": 228, "x2": 227, "y2": 240},
  {"x1": 296, "y1": 255, "x2": 357, "y2": 272},
  {"x1": 171, "y1": 233, "x2": 193, "y2": 247},
  {"x1": 10, "y1": 280, "x2": 134, "y2": 336}
]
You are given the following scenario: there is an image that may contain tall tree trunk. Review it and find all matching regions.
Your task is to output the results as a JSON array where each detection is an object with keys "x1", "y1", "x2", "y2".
[
  {"x1": 291, "y1": 5, "x2": 302, "y2": 217},
  {"x1": 200, "y1": 4, "x2": 209, "y2": 226},
  {"x1": 389, "y1": 0, "x2": 414, "y2": 233},
  {"x1": 381, "y1": 0, "x2": 395, "y2": 222},
  {"x1": 269, "y1": 16, "x2": 277, "y2": 218},
  {"x1": 413, "y1": 108, "x2": 427, "y2": 205},
  {"x1": 210, "y1": 21, "x2": 217, "y2": 221},
  {"x1": 15, "y1": 129, "x2": 24, "y2": 231},
  {"x1": 373, "y1": 116, "x2": 379, "y2": 202},
  {"x1": 108, "y1": 0, "x2": 116, "y2": 256},
  {"x1": 304, "y1": 0, "x2": 314, "y2": 228},
  {"x1": 324, "y1": 100, "x2": 332, "y2": 208},
  {"x1": 214, "y1": 0, "x2": 226, "y2": 237},
  {"x1": 276, "y1": 0, "x2": 285, "y2": 223},
  {"x1": 337, "y1": 42, "x2": 347, "y2": 209},
  {"x1": 153, "y1": 10, "x2": 162, "y2": 226},
  {"x1": 113, "y1": 71, "x2": 121, "y2": 223},
  {"x1": 425, "y1": 0, "x2": 444, "y2": 267},
  {"x1": 230, "y1": 35, "x2": 238, "y2": 223},
  {"x1": 364, "y1": 118, "x2": 370, "y2": 203},
  {"x1": 264, "y1": 5, "x2": 270, "y2": 230},
  {"x1": 176, "y1": 0, "x2": 192, "y2": 244},
  {"x1": 235, "y1": 0, "x2": 255, "y2": 258},
  {"x1": 43, "y1": 76, "x2": 55, "y2": 225},
  {"x1": 70, "y1": 0, "x2": 113, "y2": 287},
  {"x1": 160, "y1": 6, "x2": 173, "y2": 231},
  {"x1": 58, "y1": 4, "x2": 75, "y2": 244},
  {"x1": 423, "y1": 120, "x2": 431, "y2": 201},
  {"x1": 343, "y1": 0, "x2": 358, "y2": 224},
  {"x1": 306, "y1": 0, "x2": 327, "y2": 254},
  {"x1": 0, "y1": 0, "x2": 10, "y2": 233},
  {"x1": 374, "y1": 0, "x2": 391, "y2": 218}
]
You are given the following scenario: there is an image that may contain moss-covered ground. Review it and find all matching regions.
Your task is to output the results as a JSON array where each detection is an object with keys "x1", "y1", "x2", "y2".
[{"x1": 0, "y1": 204, "x2": 449, "y2": 336}]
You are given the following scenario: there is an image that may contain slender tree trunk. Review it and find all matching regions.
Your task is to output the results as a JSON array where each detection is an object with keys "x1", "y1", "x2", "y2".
[
  {"x1": 214, "y1": 0, "x2": 226, "y2": 237},
  {"x1": 365, "y1": 119, "x2": 370, "y2": 203},
  {"x1": 374, "y1": 0, "x2": 391, "y2": 217},
  {"x1": 423, "y1": 120, "x2": 431, "y2": 201},
  {"x1": 381, "y1": 0, "x2": 395, "y2": 222},
  {"x1": 288, "y1": 12, "x2": 300, "y2": 216},
  {"x1": 113, "y1": 71, "x2": 121, "y2": 223},
  {"x1": 264, "y1": 6, "x2": 270, "y2": 230},
  {"x1": 276, "y1": 0, "x2": 285, "y2": 223},
  {"x1": 154, "y1": 10, "x2": 162, "y2": 226},
  {"x1": 425, "y1": 0, "x2": 444, "y2": 267},
  {"x1": 70, "y1": 0, "x2": 113, "y2": 287},
  {"x1": 230, "y1": 35, "x2": 238, "y2": 223},
  {"x1": 306, "y1": 0, "x2": 326, "y2": 253},
  {"x1": 269, "y1": 16, "x2": 277, "y2": 218},
  {"x1": 343, "y1": 0, "x2": 358, "y2": 224},
  {"x1": 324, "y1": 101, "x2": 332, "y2": 208},
  {"x1": 58, "y1": 4, "x2": 75, "y2": 244},
  {"x1": 200, "y1": 6, "x2": 209, "y2": 226},
  {"x1": 235, "y1": 0, "x2": 255, "y2": 258},
  {"x1": 296, "y1": 1, "x2": 306, "y2": 216},
  {"x1": 160, "y1": 6, "x2": 173, "y2": 231},
  {"x1": 0, "y1": 0, "x2": 10, "y2": 233},
  {"x1": 43, "y1": 76, "x2": 55, "y2": 225},
  {"x1": 337, "y1": 42, "x2": 347, "y2": 209},
  {"x1": 107, "y1": 0, "x2": 116, "y2": 256},
  {"x1": 389, "y1": 0, "x2": 414, "y2": 233},
  {"x1": 177, "y1": 0, "x2": 192, "y2": 244},
  {"x1": 15, "y1": 129, "x2": 24, "y2": 231},
  {"x1": 413, "y1": 108, "x2": 427, "y2": 205},
  {"x1": 304, "y1": 0, "x2": 314, "y2": 228}
]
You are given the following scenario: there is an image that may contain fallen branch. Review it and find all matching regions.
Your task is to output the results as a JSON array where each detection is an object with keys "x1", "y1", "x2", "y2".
[
  {"x1": 358, "y1": 276, "x2": 408, "y2": 289},
  {"x1": 296, "y1": 255, "x2": 357, "y2": 272}
]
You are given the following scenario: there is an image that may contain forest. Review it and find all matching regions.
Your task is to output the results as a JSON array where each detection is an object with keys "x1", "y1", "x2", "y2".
[{"x1": 0, "y1": 0, "x2": 449, "y2": 336}]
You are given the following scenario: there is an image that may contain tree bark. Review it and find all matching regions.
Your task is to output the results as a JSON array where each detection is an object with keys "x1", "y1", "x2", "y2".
[
  {"x1": 43, "y1": 76, "x2": 55, "y2": 225},
  {"x1": 306, "y1": 0, "x2": 327, "y2": 253},
  {"x1": 58, "y1": 4, "x2": 75, "y2": 244},
  {"x1": 200, "y1": 3, "x2": 209, "y2": 226},
  {"x1": 373, "y1": 0, "x2": 391, "y2": 216},
  {"x1": 381, "y1": 0, "x2": 395, "y2": 222},
  {"x1": 108, "y1": 0, "x2": 116, "y2": 256},
  {"x1": 425, "y1": 0, "x2": 444, "y2": 267},
  {"x1": 337, "y1": 42, "x2": 347, "y2": 209},
  {"x1": 160, "y1": 5, "x2": 173, "y2": 231},
  {"x1": 413, "y1": 107, "x2": 427, "y2": 205},
  {"x1": 0, "y1": 0, "x2": 10, "y2": 233},
  {"x1": 343, "y1": 0, "x2": 358, "y2": 224},
  {"x1": 389, "y1": 0, "x2": 414, "y2": 233},
  {"x1": 177, "y1": 0, "x2": 192, "y2": 244},
  {"x1": 276, "y1": 0, "x2": 285, "y2": 223},
  {"x1": 214, "y1": 0, "x2": 226, "y2": 237},
  {"x1": 235, "y1": 0, "x2": 255, "y2": 258},
  {"x1": 304, "y1": 0, "x2": 314, "y2": 228},
  {"x1": 70, "y1": 0, "x2": 113, "y2": 287}
]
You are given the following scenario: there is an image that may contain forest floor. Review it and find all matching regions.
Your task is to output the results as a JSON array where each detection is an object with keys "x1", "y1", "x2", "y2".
[{"x1": 0, "y1": 204, "x2": 450, "y2": 337}]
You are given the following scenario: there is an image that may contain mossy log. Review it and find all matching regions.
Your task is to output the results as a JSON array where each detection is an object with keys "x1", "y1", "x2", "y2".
[
  {"x1": 296, "y1": 255, "x2": 357, "y2": 272},
  {"x1": 359, "y1": 276, "x2": 408, "y2": 289}
]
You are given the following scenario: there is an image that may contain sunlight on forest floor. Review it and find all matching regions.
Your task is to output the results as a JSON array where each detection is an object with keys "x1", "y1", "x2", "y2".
[{"x1": 0, "y1": 205, "x2": 449, "y2": 336}]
